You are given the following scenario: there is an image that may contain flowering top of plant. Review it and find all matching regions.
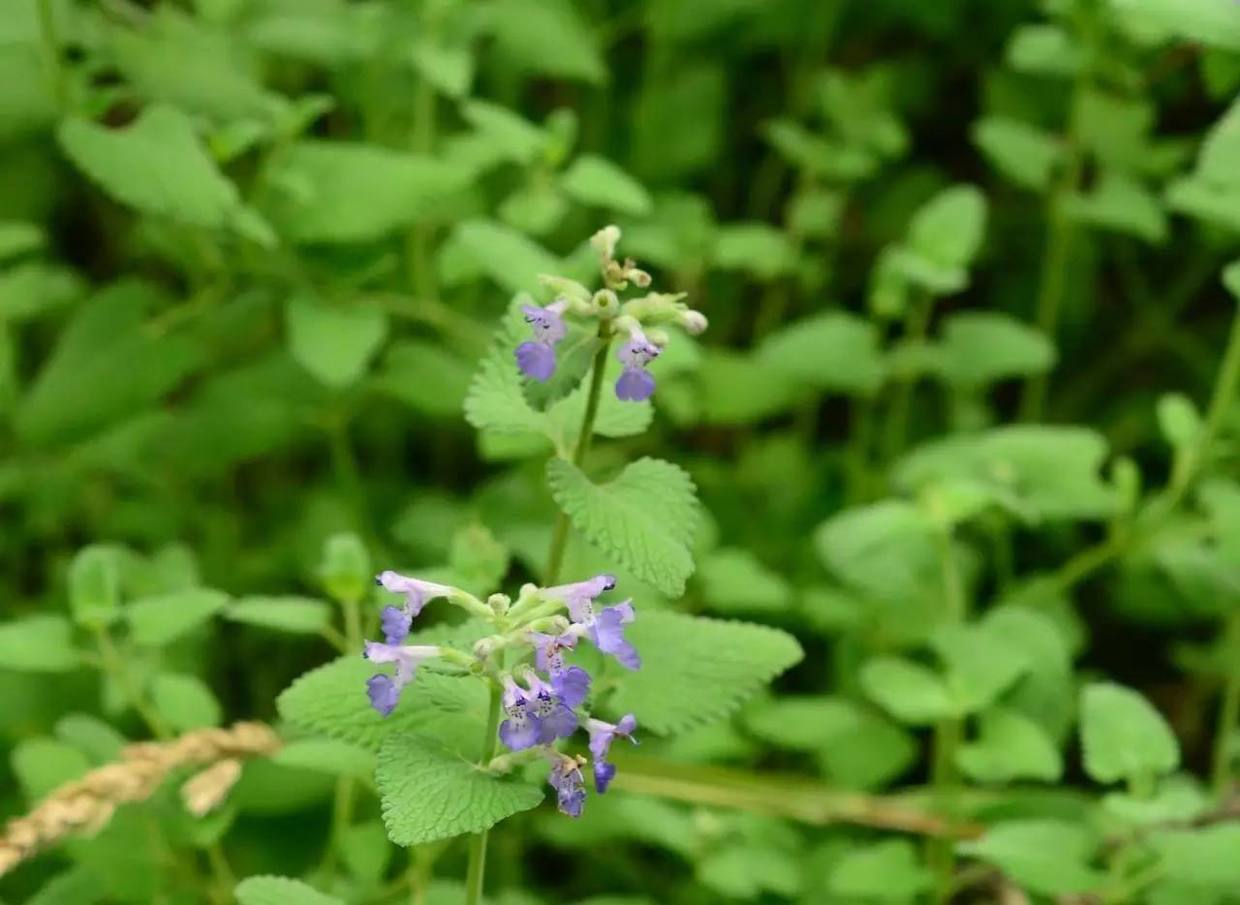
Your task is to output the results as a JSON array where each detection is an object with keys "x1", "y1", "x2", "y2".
[
  {"x1": 366, "y1": 569, "x2": 641, "y2": 818},
  {"x1": 514, "y1": 225, "x2": 708, "y2": 403}
]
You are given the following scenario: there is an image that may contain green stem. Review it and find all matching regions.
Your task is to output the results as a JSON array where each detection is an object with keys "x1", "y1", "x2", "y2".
[
  {"x1": 463, "y1": 683, "x2": 503, "y2": 905},
  {"x1": 881, "y1": 290, "x2": 933, "y2": 465},
  {"x1": 408, "y1": 77, "x2": 438, "y2": 305},
  {"x1": 36, "y1": 0, "x2": 69, "y2": 112},
  {"x1": 1019, "y1": 43, "x2": 1089, "y2": 423},
  {"x1": 1211, "y1": 613, "x2": 1240, "y2": 798},
  {"x1": 844, "y1": 397, "x2": 875, "y2": 504},
  {"x1": 928, "y1": 528, "x2": 966, "y2": 902},
  {"x1": 94, "y1": 627, "x2": 171, "y2": 739},
  {"x1": 545, "y1": 332, "x2": 611, "y2": 583}
]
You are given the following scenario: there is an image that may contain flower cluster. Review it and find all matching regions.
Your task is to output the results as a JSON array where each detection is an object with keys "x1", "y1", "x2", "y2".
[
  {"x1": 514, "y1": 225, "x2": 708, "y2": 403},
  {"x1": 363, "y1": 570, "x2": 641, "y2": 818}
]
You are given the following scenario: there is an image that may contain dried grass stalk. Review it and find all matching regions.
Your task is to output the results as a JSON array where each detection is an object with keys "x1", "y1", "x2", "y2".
[{"x1": 0, "y1": 721, "x2": 280, "y2": 877}]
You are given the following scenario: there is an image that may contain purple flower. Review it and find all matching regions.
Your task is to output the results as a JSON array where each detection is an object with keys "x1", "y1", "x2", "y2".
[
  {"x1": 587, "y1": 714, "x2": 638, "y2": 793},
  {"x1": 529, "y1": 629, "x2": 579, "y2": 673},
  {"x1": 550, "y1": 665, "x2": 591, "y2": 709},
  {"x1": 380, "y1": 605, "x2": 412, "y2": 645},
  {"x1": 375, "y1": 571, "x2": 455, "y2": 625},
  {"x1": 499, "y1": 676, "x2": 544, "y2": 751},
  {"x1": 542, "y1": 574, "x2": 616, "y2": 623},
  {"x1": 547, "y1": 754, "x2": 586, "y2": 818},
  {"x1": 526, "y1": 673, "x2": 580, "y2": 741},
  {"x1": 615, "y1": 331, "x2": 660, "y2": 402},
  {"x1": 362, "y1": 641, "x2": 438, "y2": 717},
  {"x1": 515, "y1": 302, "x2": 567, "y2": 382},
  {"x1": 588, "y1": 601, "x2": 641, "y2": 670}
]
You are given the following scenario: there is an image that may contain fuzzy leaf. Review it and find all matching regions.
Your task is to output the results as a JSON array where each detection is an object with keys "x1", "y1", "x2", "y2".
[
  {"x1": 608, "y1": 610, "x2": 803, "y2": 734},
  {"x1": 546, "y1": 457, "x2": 699, "y2": 596},
  {"x1": 376, "y1": 733, "x2": 543, "y2": 846},
  {"x1": 1080, "y1": 682, "x2": 1180, "y2": 785},
  {"x1": 277, "y1": 656, "x2": 488, "y2": 754}
]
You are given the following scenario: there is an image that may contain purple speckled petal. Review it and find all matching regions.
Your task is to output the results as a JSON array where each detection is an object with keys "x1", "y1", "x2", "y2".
[
  {"x1": 589, "y1": 605, "x2": 641, "y2": 670},
  {"x1": 499, "y1": 716, "x2": 544, "y2": 751},
  {"x1": 615, "y1": 366, "x2": 655, "y2": 402},
  {"x1": 548, "y1": 758, "x2": 586, "y2": 817},
  {"x1": 538, "y1": 703, "x2": 579, "y2": 742},
  {"x1": 545, "y1": 574, "x2": 617, "y2": 623}
]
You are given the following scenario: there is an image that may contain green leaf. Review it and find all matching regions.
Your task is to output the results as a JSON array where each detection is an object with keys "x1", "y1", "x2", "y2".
[
  {"x1": 546, "y1": 457, "x2": 699, "y2": 596},
  {"x1": 712, "y1": 223, "x2": 798, "y2": 280},
  {"x1": 269, "y1": 142, "x2": 471, "y2": 243},
  {"x1": 744, "y1": 696, "x2": 915, "y2": 790},
  {"x1": 374, "y1": 339, "x2": 475, "y2": 418},
  {"x1": 0, "y1": 261, "x2": 83, "y2": 322},
  {"x1": 376, "y1": 733, "x2": 543, "y2": 846},
  {"x1": 59, "y1": 106, "x2": 245, "y2": 229},
  {"x1": 1111, "y1": 0, "x2": 1240, "y2": 51},
  {"x1": 225, "y1": 596, "x2": 333, "y2": 635},
  {"x1": 829, "y1": 839, "x2": 932, "y2": 902},
  {"x1": 319, "y1": 533, "x2": 371, "y2": 605},
  {"x1": 698, "y1": 548, "x2": 792, "y2": 614},
  {"x1": 0, "y1": 219, "x2": 44, "y2": 261},
  {"x1": 272, "y1": 739, "x2": 376, "y2": 782},
  {"x1": 699, "y1": 843, "x2": 802, "y2": 899},
  {"x1": 957, "y1": 707, "x2": 1063, "y2": 783},
  {"x1": 815, "y1": 501, "x2": 941, "y2": 607},
  {"x1": 1157, "y1": 393, "x2": 1202, "y2": 451},
  {"x1": 126, "y1": 589, "x2": 227, "y2": 647},
  {"x1": 55, "y1": 714, "x2": 127, "y2": 764},
  {"x1": 937, "y1": 312, "x2": 1056, "y2": 386},
  {"x1": 1223, "y1": 260, "x2": 1240, "y2": 302},
  {"x1": 0, "y1": 615, "x2": 82, "y2": 673},
  {"x1": 560, "y1": 154, "x2": 653, "y2": 216},
  {"x1": 150, "y1": 673, "x2": 221, "y2": 731},
  {"x1": 286, "y1": 295, "x2": 388, "y2": 388},
  {"x1": 12, "y1": 737, "x2": 91, "y2": 800},
  {"x1": 277, "y1": 656, "x2": 488, "y2": 754},
  {"x1": 972, "y1": 117, "x2": 1062, "y2": 191},
  {"x1": 235, "y1": 876, "x2": 344, "y2": 905},
  {"x1": 1064, "y1": 171, "x2": 1168, "y2": 243},
  {"x1": 459, "y1": 100, "x2": 550, "y2": 166},
  {"x1": 696, "y1": 350, "x2": 801, "y2": 425},
  {"x1": 608, "y1": 610, "x2": 803, "y2": 734},
  {"x1": 1150, "y1": 825, "x2": 1240, "y2": 889},
  {"x1": 1006, "y1": 24, "x2": 1081, "y2": 77},
  {"x1": 860, "y1": 657, "x2": 954, "y2": 725},
  {"x1": 487, "y1": 0, "x2": 606, "y2": 84},
  {"x1": 959, "y1": 820, "x2": 1103, "y2": 896},
  {"x1": 893, "y1": 426, "x2": 1117, "y2": 523},
  {"x1": 410, "y1": 40, "x2": 473, "y2": 98},
  {"x1": 906, "y1": 185, "x2": 987, "y2": 272},
  {"x1": 1080, "y1": 682, "x2": 1180, "y2": 785},
  {"x1": 757, "y1": 312, "x2": 885, "y2": 396},
  {"x1": 931, "y1": 621, "x2": 1032, "y2": 713},
  {"x1": 452, "y1": 220, "x2": 562, "y2": 294},
  {"x1": 69, "y1": 545, "x2": 122, "y2": 628}
]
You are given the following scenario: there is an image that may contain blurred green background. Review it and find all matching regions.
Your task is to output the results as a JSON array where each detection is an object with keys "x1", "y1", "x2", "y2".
[{"x1": 2, "y1": 0, "x2": 1240, "y2": 903}]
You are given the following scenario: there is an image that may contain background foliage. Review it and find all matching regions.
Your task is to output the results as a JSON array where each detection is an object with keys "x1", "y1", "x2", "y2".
[{"x1": 2, "y1": 0, "x2": 1240, "y2": 903}]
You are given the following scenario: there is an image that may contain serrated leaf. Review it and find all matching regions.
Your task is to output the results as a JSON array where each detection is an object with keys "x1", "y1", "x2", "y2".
[
  {"x1": 69, "y1": 545, "x2": 121, "y2": 628},
  {"x1": 959, "y1": 820, "x2": 1103, "y2": 896},
  {"x1": 608, "y1": 610, "x2": 803, "y2": 734},
  {"x1": 1080, "y1": 682, "x2": 1180, "y2": 785},
  {"x1": 286, "y1": 295, "x2": 387, "y2": 389},
  {"x1": 957, "y1": 707, "x2": 1063, "y2": 783},
  {"x1": 126, "y1": 588, "x2": 227, "y2": 647},
  {"x1": 277, "y1": 656, "x2": 488, "y2": 754},
  {"x1": 235, "y1": 876, "x2": 344, "y2": 905},
  {"x1": 560, "y1": 154, "x2": 653, "y2": 216},
  {"x1": 0, "y1": 615, "x2": 82, "y2": 673},
  {"x1": 376, "y1": 733, "x2": 543, "y2": 846},
  {"x1": 757, "y1": 311, "x2": 885, "y2": 396},
  {"x1": 150, "y1": 673, "x2": 221, "y2": 731},
  {"x1": 59, "y1": 106, "x2": 243, "y2": 228},
  {"x1": 546, "y1": 457, "x2": 699, "y2": 596},
  {"x1": 225, "y1": 596, "x2": 333, "y2": 635},
  {"x1": 937, "y1": 312, "x2": 1056, "y2": 386},
  {"x1": 860, "y1": 657, "x2": 955, "y2": 725}
]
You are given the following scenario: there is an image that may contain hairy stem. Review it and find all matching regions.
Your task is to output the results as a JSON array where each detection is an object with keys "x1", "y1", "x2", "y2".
[
  {"x1": 463, "y1": 683, "x2": 503, "y2": 905},
  {"x1": 545, "y1": 332, "x2": 611, "y2": 583}
]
